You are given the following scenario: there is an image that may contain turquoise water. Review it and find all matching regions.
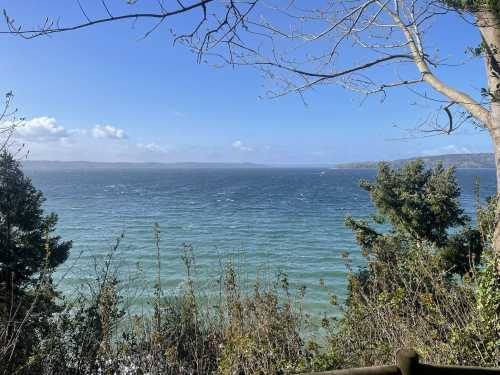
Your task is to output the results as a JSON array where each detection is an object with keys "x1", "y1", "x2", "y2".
[{"x1": 26, "y1": 167, "x2": 497, "y2": 315}]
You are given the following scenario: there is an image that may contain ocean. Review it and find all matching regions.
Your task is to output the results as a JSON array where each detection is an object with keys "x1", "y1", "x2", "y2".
[{"x1": 26, "y1": 167, "x2": 497, "y2": 315}]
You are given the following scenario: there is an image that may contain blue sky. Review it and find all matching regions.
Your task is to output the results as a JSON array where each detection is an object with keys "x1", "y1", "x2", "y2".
[{"x1": 0, "y1": 1, "x2": 494, "y2": 164}]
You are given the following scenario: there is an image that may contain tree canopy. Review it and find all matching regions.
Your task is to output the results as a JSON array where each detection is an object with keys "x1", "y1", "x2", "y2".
[
  {"x1": 0, "y1": 152, "x2": 71, "y2": 288},
  {"x1": 445, "y1": 0, "x2": 500, "y2": 15},
  {"x1": 360, "y1": 161, "x2": 467, "y2": 246},
  {"x1": 347, "y1": 160, "x2": 483, "y2": 276}
]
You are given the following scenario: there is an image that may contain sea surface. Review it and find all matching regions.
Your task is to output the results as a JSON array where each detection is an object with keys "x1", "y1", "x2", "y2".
[{"x1": 25, "y1": 167, "x2": 497, "y2": 316}]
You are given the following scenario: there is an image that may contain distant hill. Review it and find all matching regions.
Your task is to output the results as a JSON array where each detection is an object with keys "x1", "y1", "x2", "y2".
[
  {"x1": 21, "y1": 160, "x2": 268, "y2": 170},
  {"x1": 20, "y1": 154, "x2": 496, "y2": 170},
  {"x1": 335, "y1": 153, "x2": 495, "y2": 169}
]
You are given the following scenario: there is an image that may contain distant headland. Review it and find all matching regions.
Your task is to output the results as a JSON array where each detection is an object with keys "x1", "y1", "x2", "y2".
[
  {"x1": 20, "y1": 153, "x2": 496, "y2": 170},
  {"x1": 334, "y1": 153, "x2": 495, "y2": 169}
]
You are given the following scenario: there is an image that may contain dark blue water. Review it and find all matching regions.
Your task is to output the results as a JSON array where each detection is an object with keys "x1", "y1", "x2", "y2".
[{"x1": 26, "y1": 167, "x2": 497, "y2": 314}]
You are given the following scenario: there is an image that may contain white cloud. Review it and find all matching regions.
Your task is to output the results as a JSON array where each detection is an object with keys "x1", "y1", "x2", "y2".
[
  {"x1": 232, "y1": 140, "x2": 253, "y2": 152},
  {"x1": 137, "y1": 142, "x2": 169, "y2": 154},
  {"x1": 91, "y1": 125, "x2": 127, "y2": 140},
  {"x1": 15, "y1": 117, "x2": 69, "y2": 142},
  {"x1": 421, "y1": 144, "x2": 472, "y2": 156}
]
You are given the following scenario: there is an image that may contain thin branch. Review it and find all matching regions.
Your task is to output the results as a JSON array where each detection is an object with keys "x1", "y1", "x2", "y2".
[{"x1": 2, "y1": 0, "x2": 215, "y2": 39}]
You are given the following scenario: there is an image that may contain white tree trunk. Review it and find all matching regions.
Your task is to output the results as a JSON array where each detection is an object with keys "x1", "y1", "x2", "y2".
[
  {"x1": 478, "y1": 10, "x2": 500, "y2": 269},
  {"x1": 490, "y1": 106, "x2": 500, "y2": 268}
]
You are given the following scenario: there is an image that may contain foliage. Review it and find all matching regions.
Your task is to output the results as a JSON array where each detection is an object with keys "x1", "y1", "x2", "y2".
[
  {"x1": 217, "y1": 269, "x2": 307, "y2": 375},
  {"x1": 359, "y1": 161, "x2": 466, "y2": 245},
  {"x1": 0, "y1": 152, "x2": 71, "y2": 374},
  {"x1": 326, "y1": 161, "x2": 499, "y2": 368},
  {"x1": 15, "y1": 240, "x2": 311, "y2": 375},
  {"x1": 329, "y1": 242, "x2": 499, "y2": 367},
  {"x1": 444, "y1": 0, "x2": 500, "y2": 16},
  {"x1": 0, "y1": 152, "x2": 71, "y2": 287},
  {"x1": 351, "y1": 160, "x2": 483, "y2": 276}
]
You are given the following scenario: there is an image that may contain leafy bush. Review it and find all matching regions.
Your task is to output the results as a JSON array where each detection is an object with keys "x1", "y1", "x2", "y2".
[
  {"x1": 330, "y1": 243, "x2": 498, "y2": 367},
  {"x1": 23, "y1": 240, "x2": 311, "y2": 375},
  {"x1": 217, "y1": 268, "x2": 307, "y2": 375},
  {"x1": 326, "y1": 161, "x2": 499, "y2": 368}
]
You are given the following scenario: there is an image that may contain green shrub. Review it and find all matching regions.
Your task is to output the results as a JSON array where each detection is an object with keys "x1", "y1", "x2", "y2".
[
  {"x1": 328, "y1": 161, "x2": 499, "y2": 368},
  {"x1": 217, "y1": 269, "x2": 307, "y2": 375}
]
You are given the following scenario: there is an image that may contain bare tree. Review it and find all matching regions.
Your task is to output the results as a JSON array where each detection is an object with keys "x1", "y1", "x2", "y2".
[
  {"x1": 0, "y1": 92, "x2": 23, "y2": 153},
  {"x1": 2, "y1": 0, "x2": 500, "y2": 267}
]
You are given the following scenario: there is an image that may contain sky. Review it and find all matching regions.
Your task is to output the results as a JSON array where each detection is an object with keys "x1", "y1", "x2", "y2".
[{"x1": 0, "y1": 0, "x2": 494, "y2": 164}]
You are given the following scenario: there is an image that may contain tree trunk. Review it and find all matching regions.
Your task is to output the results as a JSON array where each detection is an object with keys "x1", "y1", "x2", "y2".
[
  {"x1": 478, "y1": 9, "x2": 500, "y2": 271},
  {"x1": 490, "y1": 107, "x2": 500, "y2": 271}
]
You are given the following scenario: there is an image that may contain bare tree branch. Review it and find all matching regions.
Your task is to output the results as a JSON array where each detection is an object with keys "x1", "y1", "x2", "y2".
[
  {"x1": 0, "y1": 92, "x2": 24, "y2": 153},
  {"x1": 1, "y1": 0, "x2": 217, "y2": 39}
]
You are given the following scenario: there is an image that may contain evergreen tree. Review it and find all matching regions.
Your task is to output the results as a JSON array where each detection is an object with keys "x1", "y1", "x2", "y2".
[
  {"x1": 0, "y1": 151, "x2": 71, "y2": 289},
  {"x1": 335, "y1": 161, "x2": 498, "y2": 366},
  {"x1": 0, "y1": 151, "x2": 71, "y2": 372},
  {"x1": 347, "y1": 160, "x2": 483, "y2": 276}
]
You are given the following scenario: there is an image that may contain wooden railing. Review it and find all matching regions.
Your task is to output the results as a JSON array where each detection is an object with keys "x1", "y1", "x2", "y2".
[{"x1": 300, "y1": 349, "x2": 500, "y2": 375}]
